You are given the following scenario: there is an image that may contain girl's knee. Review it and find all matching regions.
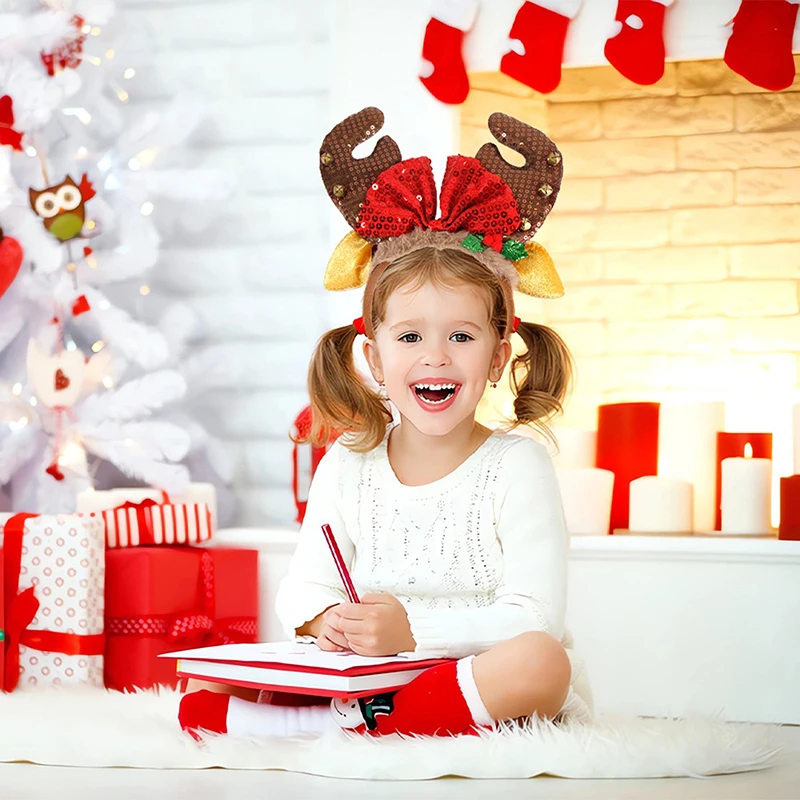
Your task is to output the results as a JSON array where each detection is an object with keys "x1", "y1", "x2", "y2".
[{"x1": 512, "y1": 632, "x2": 571, "y2": 716}]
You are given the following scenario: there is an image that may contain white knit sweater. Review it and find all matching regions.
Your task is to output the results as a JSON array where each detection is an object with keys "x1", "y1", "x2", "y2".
[{"x1": 275, "y1": 424, "x2": 569, "y2": 660}]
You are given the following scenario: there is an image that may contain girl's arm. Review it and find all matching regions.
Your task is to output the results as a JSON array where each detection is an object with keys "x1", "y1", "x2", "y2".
[
  {"x1": 274, "y1": 440, "x2": 353, "y2": 639},
  {"x1": 405, "y1": 438, "x2": 568, "y2": 659}
]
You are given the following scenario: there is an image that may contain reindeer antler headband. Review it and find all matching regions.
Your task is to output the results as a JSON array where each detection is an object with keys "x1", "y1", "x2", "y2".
[{"x1": 320, "y1": 107, "x2": 565, "y2": 338}]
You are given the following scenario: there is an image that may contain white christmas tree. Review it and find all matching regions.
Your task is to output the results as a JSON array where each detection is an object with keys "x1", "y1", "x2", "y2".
[{"x1": 0, "y1": 1, "x2": 235, "y2": 514}]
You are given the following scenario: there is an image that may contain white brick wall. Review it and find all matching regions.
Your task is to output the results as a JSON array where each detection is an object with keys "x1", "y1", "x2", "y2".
[{"x1": 118, "y1": 0, "x2": 333, "y2": 526}]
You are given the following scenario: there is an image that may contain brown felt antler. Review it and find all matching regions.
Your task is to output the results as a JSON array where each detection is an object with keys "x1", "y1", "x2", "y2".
[
  {"x1": 475, "y1": 113, "x2": 563, "y2": 243},
  {"x1": 319, "y1": 107, "x2": 402, "y2": 242}
]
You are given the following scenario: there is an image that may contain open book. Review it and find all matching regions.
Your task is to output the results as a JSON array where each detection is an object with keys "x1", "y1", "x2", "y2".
[{"x1": 162, "y1": 641, "x2": 453, "y2": 698}]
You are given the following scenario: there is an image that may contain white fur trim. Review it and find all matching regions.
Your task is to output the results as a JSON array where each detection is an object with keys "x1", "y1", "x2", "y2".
[
  {"x1": 530, "y1": 0, "x2": 584, "y2": 20},
  {"x1": 625, "y1": 14, "x2": 644, "y2": 29},
  {"x1": 456, "y1": 655, "x2": 494, "y2": 728},
  {"x1": 430, "y1": 0, "x2": 479, "y2": 31}
]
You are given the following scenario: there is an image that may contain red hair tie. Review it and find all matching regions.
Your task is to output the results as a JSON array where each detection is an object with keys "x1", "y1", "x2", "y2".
[
  {"x1": 512, "y1": 316, "x2": 521, "y2": 333},
  {"x1": 352, "y1": 317, "x2": 366, "y2": 335}
]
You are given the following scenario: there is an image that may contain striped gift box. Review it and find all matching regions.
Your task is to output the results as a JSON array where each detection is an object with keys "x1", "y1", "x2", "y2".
[{"x1": 96, "y1": 501, "x2": 213, "y2": 548}]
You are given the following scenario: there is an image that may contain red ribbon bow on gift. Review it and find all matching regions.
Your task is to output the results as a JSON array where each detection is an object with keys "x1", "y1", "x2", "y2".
[
  {"x1": 115, "y1": 493, "x2": 169, "y2": 546},
  {"x1": 356, "y1": 155, "x2": 522, "y2": 242},
  {"x1": 3, "y1": 514, "x2": 105, "y2": 692},
  {"x1": 105, "y1": 551, "x2": 257, "y2": 650}
]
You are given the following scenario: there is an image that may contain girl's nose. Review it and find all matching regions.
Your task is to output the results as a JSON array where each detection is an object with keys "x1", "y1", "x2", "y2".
[{"x1": 422, "y1": 343, "x2": 451, "y2": 367}]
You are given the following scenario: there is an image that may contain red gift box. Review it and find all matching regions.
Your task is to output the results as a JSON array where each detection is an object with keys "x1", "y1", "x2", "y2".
[
  {"x1": 0, "y1": 546, "x2": 4, "y2": 690},
  {"x1": 104, "y1": 547, "x2": 259, "y2": 692}
]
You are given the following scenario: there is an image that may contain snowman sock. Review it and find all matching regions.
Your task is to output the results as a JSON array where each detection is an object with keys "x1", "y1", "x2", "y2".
[
  {"x1": 500, "y1": 0, "x2": 584, "y2": 94},
  {"x1": 604, "y1": 0, "x2": 674, "y2": 86},
  {"x1": 419, "y1": 0, "x2": 480, "y2": 104},
  {"x1": 350, "y1": 655, "x2": 494, "y2": 737},
  {"x1": 724, "y1": 0, "x2": 800, "y2": 91},
  {"x1": 178, "y1": 689, "x2": 337, "y2": 739}
]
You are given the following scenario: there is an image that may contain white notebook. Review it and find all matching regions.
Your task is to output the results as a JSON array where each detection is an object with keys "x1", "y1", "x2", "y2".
[{"x1": 163, "y1": 641, "x2": 452, "y2": 698}]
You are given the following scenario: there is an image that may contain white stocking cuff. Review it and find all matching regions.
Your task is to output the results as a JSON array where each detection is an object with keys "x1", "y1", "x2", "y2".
[
  {"x1": 531, "y1": 0, "x2": 584, "y2": 20},
  {"x1": 456, "y1": 655, "x2": 494, "y2": 727},
  {"x1": 430, "y1": 0, "x2": 480, "y2": 31}
]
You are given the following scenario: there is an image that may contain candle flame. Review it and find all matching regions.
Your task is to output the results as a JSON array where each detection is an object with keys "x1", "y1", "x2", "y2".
[{"x1": 744, "y1": 442, "x2": 753, "y2": 458}]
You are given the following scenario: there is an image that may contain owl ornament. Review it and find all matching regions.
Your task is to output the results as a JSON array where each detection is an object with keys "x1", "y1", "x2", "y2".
[{"x1": 29, "y1": 174, "x2": 96, "y2": 242}]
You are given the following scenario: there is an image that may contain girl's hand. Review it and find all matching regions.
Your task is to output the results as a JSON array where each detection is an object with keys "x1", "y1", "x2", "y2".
[
  {"x1": 333, "y1": 593, "x2": 416, "y2": 657},
  {"x1": 316, "y1": 605, "x2": 350, "y2": 652}
]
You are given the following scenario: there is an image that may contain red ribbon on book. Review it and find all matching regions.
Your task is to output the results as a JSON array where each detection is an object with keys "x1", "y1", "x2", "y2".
[
  {"x1": 105, "y1": 551, "x2": 257, "y2": 650},
  {"x1": 3, "y1": 513, "x2": 105, "y2": 692}
]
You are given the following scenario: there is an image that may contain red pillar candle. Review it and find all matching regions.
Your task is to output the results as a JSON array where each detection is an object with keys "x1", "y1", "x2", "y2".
[
  {"x1": 715, "y1": 432, "x2": 772, "y2": 530},
  {"x1": 596, "y1": 402, "x2": 660, "y2": 534},
  {"x1": 779, "y1": 475, "x2": 800, "y2": 540}
]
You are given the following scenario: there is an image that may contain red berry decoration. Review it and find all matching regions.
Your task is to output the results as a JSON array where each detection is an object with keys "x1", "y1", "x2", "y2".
[{"x1": 0, "y1": 227, "x2": 24, "y2": 301}]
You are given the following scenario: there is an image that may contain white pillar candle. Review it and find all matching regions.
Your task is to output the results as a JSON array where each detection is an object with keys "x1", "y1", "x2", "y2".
[
  {"x1": 551, "y1": 428, "x2": 597, "y2": 468},
  {"x1": 658, "y1": 401, "x2": 724, "y2": 533},
  {"x1": 556, "y1": 467, "x2": 615, "y2": 535},
  {"x1": 629, "y1": 476, "x2": 693, "y2": 533},
  {"x1": 720, "y1": 455, "x2": 772, "y2": 534}
]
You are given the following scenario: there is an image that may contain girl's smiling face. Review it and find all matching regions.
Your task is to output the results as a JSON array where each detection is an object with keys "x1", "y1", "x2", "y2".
[{"x1": 364, "y1": 280, "x2": 511, "y2": 437}]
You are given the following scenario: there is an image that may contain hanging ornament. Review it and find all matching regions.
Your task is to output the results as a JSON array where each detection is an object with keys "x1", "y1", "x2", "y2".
[
  {"x1": 604, "y1": 0, "x2": 675, "y2": 86},
  {"x1": 27, "y1": 338, "x2": 87, "y2": 482},
  {"x1": 724, "y1": 0, "x2": 799, "y2": 92},
  {"x1": 0, "y1": 95, "x2": 24, "y2": 151},
  {"x1": 0, "y1": 227, "x2": 24, "y2": 302},
  {"x1": 29, "y1": 174, "x2": 96, "y2": 242},
  {"x1": 419, "y1": 0, "x2": 480, "y2": 104},
  {"x1": 26, "y1": 338, "x2": 85, "y2": 410},
  {"x1": 40, "y1": 14, "x2": 87, "y2": 77},
  {"x1": 500, "y1": 0, "x2": 584, "y2": 94}
]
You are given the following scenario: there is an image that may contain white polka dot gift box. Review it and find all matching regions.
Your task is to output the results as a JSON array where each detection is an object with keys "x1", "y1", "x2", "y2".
[
  {"x1": 2, "y1": 513, "x2": 105, "y2": 692},
  {"x1": 75, "y1": 485, "x2": 216, "y2": 548}
]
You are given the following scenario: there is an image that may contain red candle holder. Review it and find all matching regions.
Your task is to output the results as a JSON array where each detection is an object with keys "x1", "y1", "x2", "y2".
[
  {"x1": 779, "y1": 475, "x2": 800, "y2": 541},
  {"x1": 596, "y1": 402, "x2": 660, "y2": 534},
  {"x1": 714, "y1": 432, "x2": 773, "y2": 530}
]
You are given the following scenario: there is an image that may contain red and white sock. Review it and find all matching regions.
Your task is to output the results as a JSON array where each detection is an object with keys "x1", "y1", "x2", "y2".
[
  {"x1": 340, "y1": 655, "x2": 494, "y2": 737},
  {"x1": 604, "y1": 0, "x2": 675, "y2": 86},
  {"x1": 419, "y1": 0, "x2": 480, "y2": 104},
  {"x1": 178, "y1": 690, "x2": 336, "y2": 739},
  {"x1": 724, "y1": 0, "x2": 800, "y2": 91},
  {"x1": 179, "y1": 657, "x2": 494, "y2": 740},
  {"x1": 500, "y1": 0, "x2": 584, "y2": 94}
]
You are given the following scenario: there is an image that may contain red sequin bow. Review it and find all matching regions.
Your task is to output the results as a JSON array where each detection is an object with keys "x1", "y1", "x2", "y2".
[{"x1": 357, "y1": 155, "x2": 521, "y2": 241}]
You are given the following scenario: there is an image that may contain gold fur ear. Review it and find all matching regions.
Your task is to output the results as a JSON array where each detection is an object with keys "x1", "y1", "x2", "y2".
[
  {"x1": 323, "y1": 231, "x2": 374, "y2": 291},
  {"x1": 514, "y1": 240, "x2": 564, "y2": 298}
]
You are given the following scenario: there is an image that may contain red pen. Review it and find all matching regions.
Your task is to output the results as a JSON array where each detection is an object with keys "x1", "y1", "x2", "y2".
[{"x1": 322, "y1": 523, "x2": 360, "y2": 603}]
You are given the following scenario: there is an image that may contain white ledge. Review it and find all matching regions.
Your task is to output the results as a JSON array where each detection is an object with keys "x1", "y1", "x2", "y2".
[{"x1": 213, "y1": 527, "x2": 800, "y2": 566}]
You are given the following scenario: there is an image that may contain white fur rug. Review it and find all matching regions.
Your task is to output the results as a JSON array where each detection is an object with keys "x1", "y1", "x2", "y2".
[{"x1": 0, "y1": 688, "x2": 781, "y2": 780}]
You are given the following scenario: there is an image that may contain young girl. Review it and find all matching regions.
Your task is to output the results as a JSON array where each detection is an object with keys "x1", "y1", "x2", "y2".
[{"x1": 179, "y1": 107, "x2": 593, "y2": 739}]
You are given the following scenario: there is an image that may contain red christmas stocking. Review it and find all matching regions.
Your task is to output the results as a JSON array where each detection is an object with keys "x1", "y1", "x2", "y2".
[
  {"x1": 419, "y1": 0, "x2": 480, "y2": 104},
  {"x1": 335, "y1": 656, "x2": 493, "y2": 737},
  {"x1": 724, "y1": 0, "x2": 799, "y2": 91},
  {"x1": 500, "y1": 0, "x2": 584, "y2": 94},
  {"x1": 604, "y1": 0, "x2": 675, "y2": 86}
]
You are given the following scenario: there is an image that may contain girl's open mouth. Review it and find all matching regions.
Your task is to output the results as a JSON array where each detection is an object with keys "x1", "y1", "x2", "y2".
[{"x1": 411, "y1": 382, "x2": 461, "y2": 412}]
